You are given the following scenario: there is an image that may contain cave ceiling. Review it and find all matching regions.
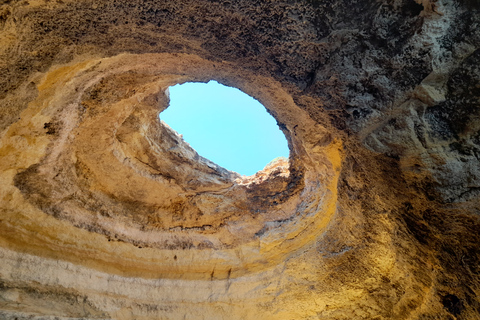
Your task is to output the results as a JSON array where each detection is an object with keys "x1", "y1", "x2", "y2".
[{"x1": 0, "y1": 0, "x2": 479, "y2": 319}]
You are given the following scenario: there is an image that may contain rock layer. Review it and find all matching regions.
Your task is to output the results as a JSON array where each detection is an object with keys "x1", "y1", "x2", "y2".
[{"x1": 0, "y1": 0, "x2": 479, "y2": 319}]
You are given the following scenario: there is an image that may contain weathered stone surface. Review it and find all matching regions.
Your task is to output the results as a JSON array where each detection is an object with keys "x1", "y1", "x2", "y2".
[{"x1": 0, "y1": 0, "x2": 479, "y2": 319}]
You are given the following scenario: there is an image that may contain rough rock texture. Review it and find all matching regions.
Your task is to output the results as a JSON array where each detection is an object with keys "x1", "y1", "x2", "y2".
[{"x1": 0, "y1": 0, "x2": 479, "y2": 319}]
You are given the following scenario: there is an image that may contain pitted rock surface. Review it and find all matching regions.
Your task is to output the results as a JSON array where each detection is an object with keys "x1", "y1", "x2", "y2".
[{"x1": 0, "y1": 0, "x2": 479, "y2": 319}]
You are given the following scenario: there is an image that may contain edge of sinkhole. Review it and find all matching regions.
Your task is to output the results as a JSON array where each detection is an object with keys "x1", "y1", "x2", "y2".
[
  {"x1": 160, "y1": 80, "x2": 291, "y2": 179},
  {"x1": 234, "y1": 156, "x2": 290, "y2": 184},
  {"x1": 160, "y1": 119, "x2": 291, "y2": 183}
]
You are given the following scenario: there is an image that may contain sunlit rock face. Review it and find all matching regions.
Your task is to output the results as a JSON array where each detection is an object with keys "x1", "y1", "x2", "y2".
[{"x1": 0, "y1": 0, "x2": 479, "y2": 319}]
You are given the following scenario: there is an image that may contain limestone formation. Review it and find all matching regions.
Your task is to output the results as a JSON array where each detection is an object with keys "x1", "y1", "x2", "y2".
[{"x1": 0, "y1": 0, "x2": 479, "y2": 319}]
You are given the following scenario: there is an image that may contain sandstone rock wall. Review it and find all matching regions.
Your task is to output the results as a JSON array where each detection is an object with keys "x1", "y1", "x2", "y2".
[{"x1": 0, "y1": 0, "x2": 479, "y2": 319}]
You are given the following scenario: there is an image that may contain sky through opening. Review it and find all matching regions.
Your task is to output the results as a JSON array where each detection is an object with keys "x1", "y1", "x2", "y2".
[{"x1": 160, "y1": 81, "x2": 289, "y2": 176}]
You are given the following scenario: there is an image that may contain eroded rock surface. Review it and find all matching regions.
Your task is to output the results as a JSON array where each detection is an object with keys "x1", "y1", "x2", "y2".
[{"x1": 0, "y1": 0, "x2": 479, "y2": 319}]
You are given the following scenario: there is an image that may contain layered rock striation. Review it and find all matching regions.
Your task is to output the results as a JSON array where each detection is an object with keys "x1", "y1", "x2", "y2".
[{"x1": 0, "y1": 0, "x2": 479, "y2": 319}]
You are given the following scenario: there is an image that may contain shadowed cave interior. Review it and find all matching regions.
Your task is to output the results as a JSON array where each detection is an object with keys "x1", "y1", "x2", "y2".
[{"x1": 0, "y1": 0, "x2": 479, "y2": 319}]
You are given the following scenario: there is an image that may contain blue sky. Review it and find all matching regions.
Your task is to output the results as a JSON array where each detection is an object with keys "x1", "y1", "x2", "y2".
[{"x1": 160, "y1": 81, "x2": 289, "y2": 176}]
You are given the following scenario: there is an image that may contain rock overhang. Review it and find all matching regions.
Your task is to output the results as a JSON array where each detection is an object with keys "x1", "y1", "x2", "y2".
[
  {"x1": 1, "y1": 53, "x2": 343, "y2": 280},
  {"x1": 0, "y1": 0, "x2": 479, "y2": 318}
]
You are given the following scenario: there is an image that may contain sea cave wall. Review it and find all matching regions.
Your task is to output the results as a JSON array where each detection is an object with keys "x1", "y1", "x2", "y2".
[{"x1": 0, "y1": 0, "x2": 479, "y2": 319}]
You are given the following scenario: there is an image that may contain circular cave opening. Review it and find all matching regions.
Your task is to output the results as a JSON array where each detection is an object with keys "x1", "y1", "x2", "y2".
[{"x1": 159, "y1": 80, "x2": 290, "y2": 176}]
